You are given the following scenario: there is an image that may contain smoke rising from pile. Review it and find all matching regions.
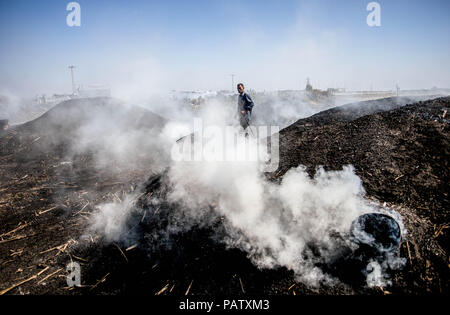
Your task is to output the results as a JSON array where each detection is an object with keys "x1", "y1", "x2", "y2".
[
  {"x1": 85, "y1": 97, "x2": 405, "y2": 288},
  {"x1": 167, "y1": 162, "x2": 368, "y2": 286}
]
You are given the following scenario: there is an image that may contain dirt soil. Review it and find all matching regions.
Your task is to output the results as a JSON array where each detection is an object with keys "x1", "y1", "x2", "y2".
[{"x1": 0, "y1": 96, "x2": 448, "y2": 295}]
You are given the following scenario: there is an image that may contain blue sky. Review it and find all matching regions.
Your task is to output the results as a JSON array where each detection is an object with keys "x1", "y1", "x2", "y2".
[{"x1": 0, "y1": 0, "x2": 449, "y2": 97}]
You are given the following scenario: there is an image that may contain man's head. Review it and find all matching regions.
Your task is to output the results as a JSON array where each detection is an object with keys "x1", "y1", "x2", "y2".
[{"x1": 237, "y1": 83, "x2": 244, "y2": 94}]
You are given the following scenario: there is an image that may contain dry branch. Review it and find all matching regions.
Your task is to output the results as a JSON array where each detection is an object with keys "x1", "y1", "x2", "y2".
[
  {"x1": 0, "y1": 266, "x2": 49, "y2": 295},
  {"x1": 239, "y1": 277, "x2": 245, "y2": 294},
  {"x1": 0, "y1": 222, "x2": 30, "y2": 238},
  {"x1": 90, "y1": 273, "x2": 110, "y2": 291},
  {"x1": 35, "y1": 206, "x2": 57, "y2": 217},
  {"x1": 37, "y1": 268, "x2": 63, "y2": 285},
  {"x1": 185, "y1": 280, "x2": 193, "y2": 295},
  {"x1": 114, "y1": 243, "x2": 128, "y2": 262},
  {"x1": 155, "y1": 283, "x2": 169, "y2": 295}
]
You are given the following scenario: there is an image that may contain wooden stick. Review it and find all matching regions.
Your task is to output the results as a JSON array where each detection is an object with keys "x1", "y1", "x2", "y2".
[
  {"x1": 185, "y1": 280, "x2": 193, "y2": 295},
  {"x1": 0, "y1": 275, "x2": 37, "y2": 295},
  {"x1": 114, "y1": 243, "x2": 128, "y2": 262},
  {"x1": 72, "y1": 255, "x2": 88, "y2": 262},
  {"x1": 90, "y1": 273, "x2": 110, "y2": 291},
  {"x1": 113, "y1": 193, "x2": 122, "y2": 203},
  {"x1": 0, "y1": 234, "x2": 27, "y2": 244},
  {"x1": 73, "y1": 202, "x2": 90, "y2": 216},
  {"x1": 239, "y1": 277, "x2": 245, "y2": 294},
  {"x1": 37, "y1": 268, "x2": 63, "y2": 285},
  {"x1": 155, "y1": 283, "x2": 169, "y2": 295},
  {"x1": 0, "y1": 222, "x2": 30, "y2": 238},
  {"x1": 35, "y1": 206, "x2": 57, "y2": 217},
  {"x1": 406, "y1": 241, "x2": 413, "y2": 265},
  {"x1": 40, "y1": 245, "x2": 62, "y2": 254},
  {"x1": 141, "y1": 210, "x2": 147, "y2": 223},
  {"x1": 36, "y1": 266, "x2": 50, "y2": 277},
  {"x1": 40, "y1": 239, "x2": 76, "y2": 254},
  {"x1": 0, "y1": 267, "x2": 49, "y2": 295},
  {"x1": 125, "y1": 244, "x2": 137, "y2": 252}
]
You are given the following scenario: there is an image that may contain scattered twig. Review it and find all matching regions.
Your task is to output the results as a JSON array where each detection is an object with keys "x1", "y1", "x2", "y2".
[
  {"x1": 0, "y1": 222, "x2": 30, "y2": 238},
  {"x1": 155, "y1": 283, "x2": 169, "y2": 295},
  {"x1": 2, "y1": 260, "x2": 14, "y2": 266},
  {"x1": 10, "y1": 248, "x2": 23, "y2": 257},
  {"x1": 40, "y1": 239, "x2": 76, "y2": 255},
  {"x1": 0, "y1": 234, "x2": 28, "y2": 244},
  {"x1": 0, "y1": 276, "x2": 36, "y2": 295},
  {"x1": 37, "y1": 268, "x2": 63, "y2": 285},
  {"x1": 141, "y1": 210, "x2": 147, "y2": 222},
  {"x1": 380, "y1": 286, "x2": 392, "y2": 295},
  {"x1": 185, "y1": 280, "x2": 193, "y2": 295},
  {"x1": 113, "y1": 193, "x2": 122, "y2": 203},
  {"x1": 35, "y1": 206, "x2": 57, "y2": 217},
  {"x1": 114, "y1": 243, "x2": 128, "y2": 262},
  {"x1": 0, "y1": 266, "x2": 49, "y2": 295},
  {"x1": 73, "y1": 202, "x2": 90, "y2": 216},
  {"x1": 125, "y1": 244, "x2": 137, "y2": 252},
  {"x1": 406, "y1": 241, "x2": 413, "y2": 265},
  {"x1": 433, "y1": 224, "x2": 449, "y2": 238},
  {"x1": 72, "y1": 255, "x2": 88, "y2": 262},
  {"x1": 239, "y1": 277, "x2": 245, "y2": 294},
  {"x1": 90, "y1": 273, "x2": 110, "y2": 291}
]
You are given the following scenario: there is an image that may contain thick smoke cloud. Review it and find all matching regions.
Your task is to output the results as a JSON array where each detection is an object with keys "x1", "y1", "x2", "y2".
[{"x1": 86, "y1": 97, "x2": 405, "y2": 288}]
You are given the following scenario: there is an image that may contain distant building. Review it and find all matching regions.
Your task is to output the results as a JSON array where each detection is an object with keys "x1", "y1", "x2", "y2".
[{"x1": 77, "y1": 85, "x2": 111, "y2": 98}]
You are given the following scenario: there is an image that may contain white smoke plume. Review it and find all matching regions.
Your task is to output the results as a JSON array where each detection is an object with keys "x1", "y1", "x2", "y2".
[
  {"x1": 86, "y1": 97, "x2": 406, "y2": 288},
  {"x1": 167, "y1": 161, "x2": 372, "y2": 286}
]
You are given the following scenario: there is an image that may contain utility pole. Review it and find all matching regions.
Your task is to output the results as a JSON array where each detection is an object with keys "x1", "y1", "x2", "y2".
[
  {"x1": 396, "y1": 84, "x2": 400, "y2": 97},
  {"x1": 230, "y1": 74, "x2": 235, "y2": 93},
  {"x1": 69, "y1": 65, "x2": 76, "y2": 95}
]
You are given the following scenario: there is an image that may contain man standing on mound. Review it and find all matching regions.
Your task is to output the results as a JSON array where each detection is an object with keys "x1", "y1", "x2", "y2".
[{"x1": 237, "y1": 83, "x2": 255, "y2": 136}]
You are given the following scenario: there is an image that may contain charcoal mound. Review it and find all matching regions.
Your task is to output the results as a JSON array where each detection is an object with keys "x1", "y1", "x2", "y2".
[
  {"x1": 76, "y1": 96, "x2": 449, "y2": 294},
  {"x1": 283, "y1": 95, "x2": 442, "y2": 129},
  {"x1": 0, "y1": 96, "x2": 448, "y2": 295},
  {"x1": 14, "y1": 97, "x2": 167, "y2": 143},
  {"x1": 0, "y1": 97, "x2": 168, "y2": 164}
]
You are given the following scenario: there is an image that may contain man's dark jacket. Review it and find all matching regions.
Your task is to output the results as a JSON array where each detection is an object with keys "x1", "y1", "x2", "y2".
[{"x1": 237, "y1": 92, "x2": 254, "y2": 113}]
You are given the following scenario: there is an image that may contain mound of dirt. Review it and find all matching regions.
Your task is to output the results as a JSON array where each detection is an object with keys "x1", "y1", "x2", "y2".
[
  {"x1": 277, "y1": 97, "x2": 449, "y2": 223},
  {"x1": 273, "y1": 96, "x2": 449, "y2": 293},
  {"x1": 0, "y1": 97, "x2": 169, "y2": 294},
  {"x1": 0, "y1": 96, "x2": 448, "y2": 295}
]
